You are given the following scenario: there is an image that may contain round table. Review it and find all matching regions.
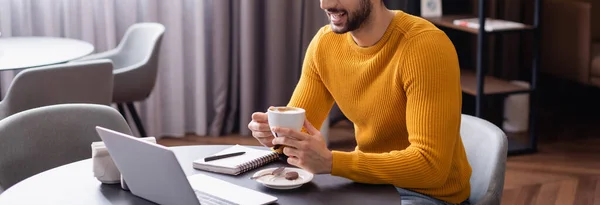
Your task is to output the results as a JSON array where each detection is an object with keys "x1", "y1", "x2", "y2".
[
  {"x1": 0, "y1": 37, "x2": 94, "y2": 70},
  {"x1": 0, "y1": 145, "x2": 401, "y2": 204}
]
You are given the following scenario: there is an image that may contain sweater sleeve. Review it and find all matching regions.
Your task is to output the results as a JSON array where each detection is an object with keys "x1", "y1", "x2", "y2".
[
  {"x1": 330, "y1": 30, "x2": 463, "y2": 188},
  {"x1": 287, "y1": 27, "x2": 335, "y2": 131}
]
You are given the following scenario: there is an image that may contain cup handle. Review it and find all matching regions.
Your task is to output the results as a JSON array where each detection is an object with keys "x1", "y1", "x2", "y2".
[
  {"x1": 271, "y1": 133, "x2": 288, "y2": 161},
  {"x1": 272, "y1": 132, "x2": 280, "y2": 149}
]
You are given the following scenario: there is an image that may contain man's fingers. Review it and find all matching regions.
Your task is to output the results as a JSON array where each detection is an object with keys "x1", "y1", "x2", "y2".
[
  {"x1": 272, "y1": 136, "x2": 302, "y2": 149},
  {"x1": 271, "y1": 127, "x2": 308, "y2": 140},
  {"x1": 282, "y1": 146, "x2": 300, "y2": 157},
  {"x1": 254, "y1": 134, "x2": 274, "y2": 147},
  {"x1": 252, "y1": 131, "x2": 274, "y2": 147},
  {"x1": 260, "y1": 139, "x2": 274, "y2": 147},
  {"x1": 287, "y1": 156, "x2": 301, "y2": 167},
  {"x1": 252, "y1": 131, "x2": 273, "y2": 139},
  {"x1": 251, "y1": 112, "x2": 268, "y2": 123},
  {"x1": 249, "y1": 122, "x2": 270, "y2": 132},
  {"x1": 303, "y1": 119, "x2": 320, "y2": 135}
]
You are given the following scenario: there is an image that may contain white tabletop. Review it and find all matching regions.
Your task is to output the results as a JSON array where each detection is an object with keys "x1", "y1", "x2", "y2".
[{"x1": 0, "y1": 37, "x2": 94, "y2": 70}]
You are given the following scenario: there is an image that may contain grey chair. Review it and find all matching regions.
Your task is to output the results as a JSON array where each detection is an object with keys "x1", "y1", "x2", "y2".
[
  {"x1": 0, "y1": 103, "x2": 133, "y2": 190},
  {"x1": 73, "y1": 22, "x2": 166, "y2": 137},
  {"x1": 0, "y1": 59, "x2": 114, "y2": 120},
  {"x1": 460, "y1": 114, "x2": 508, "y2": 205}
]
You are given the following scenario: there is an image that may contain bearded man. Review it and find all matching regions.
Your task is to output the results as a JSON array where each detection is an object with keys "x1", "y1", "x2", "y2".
[{"x1": 247, "y1": 0, "x2": 472, "y2": 204}]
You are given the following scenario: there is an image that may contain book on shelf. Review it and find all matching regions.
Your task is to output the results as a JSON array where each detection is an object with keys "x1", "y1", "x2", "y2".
[
  {"x1": 192, "y1": 145, "x2": 279, "y2": 175},
  {"x1": 453, "y1": 18, "x2": 526, "y2": 31}
]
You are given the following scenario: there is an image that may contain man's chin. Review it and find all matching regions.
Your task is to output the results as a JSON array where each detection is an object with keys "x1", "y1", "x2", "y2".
[{"x1": 330, "y1": 24, "x2": 349, "y2": 34}]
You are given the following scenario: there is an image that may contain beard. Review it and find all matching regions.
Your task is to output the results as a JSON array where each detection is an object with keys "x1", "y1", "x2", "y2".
[{"x1": 328, "y1": 0, "x2": 372, "y2": 34}]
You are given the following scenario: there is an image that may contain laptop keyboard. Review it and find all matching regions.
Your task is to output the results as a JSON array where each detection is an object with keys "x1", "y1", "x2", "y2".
[{"x1": 195, "y1": 190, "x2": 238, "y2": 205}]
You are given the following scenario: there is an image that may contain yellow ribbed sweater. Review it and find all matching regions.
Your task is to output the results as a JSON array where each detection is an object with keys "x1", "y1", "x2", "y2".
[{"x1": 287, "y1": 11, "x2": 471, "y2": 203}]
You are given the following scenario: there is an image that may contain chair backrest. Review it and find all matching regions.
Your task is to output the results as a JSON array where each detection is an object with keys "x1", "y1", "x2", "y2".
[
  {"x1": 0, "y1": 59, "x2": 114, "y2": 119},
  {"x1": 111, "y1": 22, "x2": 165, "y2": 103},
  {"x1": 112, "y1": 23, "x2": 165, "y2": 69},
  {"x1": 460, "y1": 114, "x2": 508, "y2": 205},
  {"x1": 0, "y1": 103, "x2": 133, "y2": 189}
]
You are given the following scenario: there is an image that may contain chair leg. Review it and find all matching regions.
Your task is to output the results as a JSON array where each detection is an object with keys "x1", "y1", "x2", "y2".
[
  {"x1": 116, "y1": 103, "x2": 128, "y2": 122},
  {"x1": 126, "y1": 102, "x2": 147, "y2": 137}
]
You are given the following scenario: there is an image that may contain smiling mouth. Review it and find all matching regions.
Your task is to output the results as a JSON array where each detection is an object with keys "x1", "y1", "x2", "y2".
[{"x1": 327, "y1": 11, "x2": 347, "y2": 25}]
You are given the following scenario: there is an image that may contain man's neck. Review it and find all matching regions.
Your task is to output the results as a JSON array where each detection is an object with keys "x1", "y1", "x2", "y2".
[{"x1": 350, "y1": 7, "x2": 395, "y2": 47}]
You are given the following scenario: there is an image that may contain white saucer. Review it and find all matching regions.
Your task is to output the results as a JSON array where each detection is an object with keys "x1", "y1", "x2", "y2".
[{"x1": 251, "y1": 167, "x2": 313, "y2": 190}]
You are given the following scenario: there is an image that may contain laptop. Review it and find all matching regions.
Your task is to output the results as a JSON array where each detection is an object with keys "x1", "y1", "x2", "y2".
[{"x1": 95, "y1": 126, "x2": 278, "y2": 205}]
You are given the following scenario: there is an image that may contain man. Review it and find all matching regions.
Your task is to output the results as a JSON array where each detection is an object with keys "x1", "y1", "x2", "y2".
[{"x1": 247, "y1": 0, "x2": 471, "y2": 204}]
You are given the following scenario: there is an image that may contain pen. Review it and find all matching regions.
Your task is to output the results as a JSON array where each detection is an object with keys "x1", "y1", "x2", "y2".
[{"x1": 204, "y1": 151, "x2": 246, "y2": 162}]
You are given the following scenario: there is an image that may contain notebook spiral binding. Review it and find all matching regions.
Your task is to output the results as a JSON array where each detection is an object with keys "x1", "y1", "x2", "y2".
[{"x1": 238, "y1": 152, "x2": 279, "y2": 174}]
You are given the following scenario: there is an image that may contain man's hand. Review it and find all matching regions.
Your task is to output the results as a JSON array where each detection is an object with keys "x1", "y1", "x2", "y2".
[
  {"x1": 271, "y1": 119, "x2": 332, "y2": 174},
  {"x1": 247, "y1": 111, "x2": 274, "y2": 147}
]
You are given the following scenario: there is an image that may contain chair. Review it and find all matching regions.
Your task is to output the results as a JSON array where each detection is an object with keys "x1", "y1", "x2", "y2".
[
  {"x1": 0, "y1": 103, "x2": 133, "y2": 190},
  {"x1": 73, "y1": 22, "x2": 166, "y2": 137},
  {"x1": 460, "y1": 114, "x2": 508, "y2": 205},
  {"x1": 0, "y1": 59, "x2": 114, "y2": 120}
]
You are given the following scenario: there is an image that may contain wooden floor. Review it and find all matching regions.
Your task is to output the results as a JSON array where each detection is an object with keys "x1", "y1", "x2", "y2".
[
  {"x1": 158, "y1": 80, "x2": 600, "y2": 204},
  {"x1": 503, "y1": 137, "x2": 600, "y2": 205}
]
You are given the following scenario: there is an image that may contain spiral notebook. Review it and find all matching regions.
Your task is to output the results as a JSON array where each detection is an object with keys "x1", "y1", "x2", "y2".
[{"x1": 192, "y1": 145, "x2": 279, "y2": 175}]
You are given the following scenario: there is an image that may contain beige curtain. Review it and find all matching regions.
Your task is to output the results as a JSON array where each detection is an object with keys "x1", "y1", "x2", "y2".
[
  {"x1": 0, "y1": 0, "x2": 328, "y2": 138},
  {"x1": 217, "y1": 0, "x2": 328, "y2": 136}
]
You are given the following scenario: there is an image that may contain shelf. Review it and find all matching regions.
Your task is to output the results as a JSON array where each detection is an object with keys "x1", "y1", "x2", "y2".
[
  {"x1": 424, "y1": 15, "x2": 535, "y2": 34},
  {"x1": 428, "y1": 0, "x2": 541, "y2": 156},
  {"x1": 460, "y1": 70, "x2": 531, "y2": 96}
]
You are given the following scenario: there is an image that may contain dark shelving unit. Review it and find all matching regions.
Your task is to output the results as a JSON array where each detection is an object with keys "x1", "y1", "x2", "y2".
[{"x1": 423, "y1": 0, "x2": 542, "y2": 155}]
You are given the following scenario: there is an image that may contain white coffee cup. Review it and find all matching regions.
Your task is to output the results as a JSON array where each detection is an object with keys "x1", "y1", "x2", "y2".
[
  {"x1": 267, "y1": 106, "x2": 306, "y2": 137},
  {"x1": 91, "y1": 142, "x2": 121, "y2": 184},
  {"x1": 91, "y1": 137, "x2": 157, "y2": 187}
]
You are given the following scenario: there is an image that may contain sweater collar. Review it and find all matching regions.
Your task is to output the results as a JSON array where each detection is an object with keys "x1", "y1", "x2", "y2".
[{"x1": 346, "y1": 10, "x2": 404, "y2": 55}]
